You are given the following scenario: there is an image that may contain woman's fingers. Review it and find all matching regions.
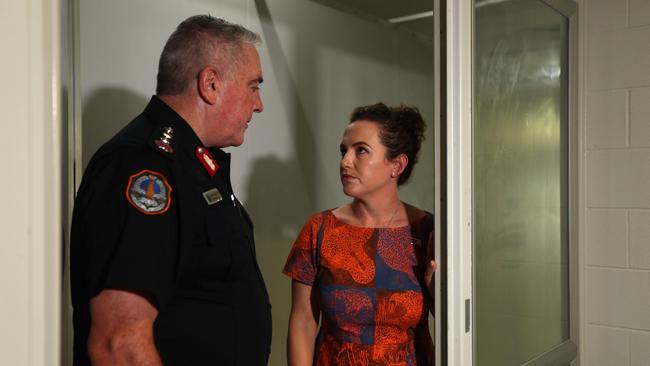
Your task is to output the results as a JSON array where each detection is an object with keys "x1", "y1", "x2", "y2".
[{"x1": 424, "y1": 260, "x2": 437, "y2": 282}]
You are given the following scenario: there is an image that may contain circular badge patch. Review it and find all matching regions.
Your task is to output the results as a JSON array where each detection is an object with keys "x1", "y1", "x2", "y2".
[{"x1": 126, "y1": 169, "x2": 172, "y2": 215}]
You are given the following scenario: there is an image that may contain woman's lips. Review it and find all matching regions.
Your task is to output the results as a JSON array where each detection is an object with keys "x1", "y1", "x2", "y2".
[{"x1": 340, "y1": 173, "x2": 356, "y2": 182}]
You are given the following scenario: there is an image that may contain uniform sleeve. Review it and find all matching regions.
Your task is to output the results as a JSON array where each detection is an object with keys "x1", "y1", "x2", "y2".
[
  {"x1": 282, "y1": 213, "x2": 322, "y2": 286},
  {"x1": 76, "y1": 150, "x2": 177, "y2": 309}
]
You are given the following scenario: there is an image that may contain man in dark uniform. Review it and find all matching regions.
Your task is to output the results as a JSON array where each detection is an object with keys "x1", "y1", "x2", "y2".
[{"x1": 70, "y1": 15, "x2": 271, "y2": 365}]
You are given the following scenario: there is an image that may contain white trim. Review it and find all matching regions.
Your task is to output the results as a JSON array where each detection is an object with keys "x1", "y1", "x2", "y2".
[
  {"x1": 0, "y1": 0, "x2": 62, "y2": 364},
  {"x1": 576, "y1": 0, "x2": 587, "y2": 364},
  {"x1": 62, "y1": 1, "x2": 81, "y2": 363},
  {"x1": 388, "y1": 11, "x2": 434, "y2": 24},
  {"x1": 566, "y1": 1, "x2": 581, "y2": 365},
  {"x1": 446, "y1": 0, "x2": 473, "y2": 364},
  {"x1": 29, "y1": 0, "x2": 63, "y2": 363},
  {"x1": 433, "y1": 1, "x2": 443, "y2": 365}
]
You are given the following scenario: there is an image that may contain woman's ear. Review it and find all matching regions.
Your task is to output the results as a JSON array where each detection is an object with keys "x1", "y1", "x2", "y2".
[
  {"x1": 197, "y1": 66, "x2": 219, "y2": 105},
  {"x1": 391, "y1": 154, "x2": 408, "y2": 178}
]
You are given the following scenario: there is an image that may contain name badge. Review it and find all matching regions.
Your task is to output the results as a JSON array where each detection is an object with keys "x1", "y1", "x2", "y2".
[{"x1": 202, "y1": 188, "x2": 223, "y2": 205}]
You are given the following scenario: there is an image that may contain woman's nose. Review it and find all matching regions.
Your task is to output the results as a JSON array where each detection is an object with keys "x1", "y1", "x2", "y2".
[{"x1": 340, "y1": 152, "x2": 352, "y2": 169}]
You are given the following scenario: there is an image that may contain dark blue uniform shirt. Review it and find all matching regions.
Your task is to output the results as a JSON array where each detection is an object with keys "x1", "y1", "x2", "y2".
[{"x1": 71, "y1": 96, "x2": 272, "y2": 365}]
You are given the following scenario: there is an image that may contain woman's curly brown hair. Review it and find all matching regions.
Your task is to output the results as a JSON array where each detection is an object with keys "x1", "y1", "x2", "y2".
[{"x1": 349, "y1": 102, "x2": 426, "y2": 186}]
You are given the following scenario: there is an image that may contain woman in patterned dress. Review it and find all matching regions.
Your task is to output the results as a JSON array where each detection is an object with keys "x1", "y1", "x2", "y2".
[{"x1": 284, "y1": 103, "x2": 437, "y2": 366}]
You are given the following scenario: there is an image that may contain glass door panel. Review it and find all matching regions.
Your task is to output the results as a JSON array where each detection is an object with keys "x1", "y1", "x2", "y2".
[{"x1": 473, "y1": 1, "x2": 570, "y2": 365}]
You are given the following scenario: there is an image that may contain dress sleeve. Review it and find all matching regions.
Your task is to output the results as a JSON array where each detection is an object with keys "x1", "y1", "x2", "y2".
[
  {"x1": 282, "y1": 213, "x2": 323, "y2": 286},
  {"x1": 74, "y1": 150, "x2": 177, "y2": 309}
]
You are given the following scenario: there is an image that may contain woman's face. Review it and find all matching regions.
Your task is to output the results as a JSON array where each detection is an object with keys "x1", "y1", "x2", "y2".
[{"x1": 339, "y1": 120, "x2": 395, "y2": 199}]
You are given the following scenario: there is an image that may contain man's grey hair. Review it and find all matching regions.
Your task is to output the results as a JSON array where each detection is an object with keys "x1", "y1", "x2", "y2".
[{"x1": 156, "y1": 15, "x2": 261, "y2": 95}]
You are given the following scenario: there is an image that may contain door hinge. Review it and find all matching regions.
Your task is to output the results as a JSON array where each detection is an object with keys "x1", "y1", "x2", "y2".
[{"x1": 465, "y1": 299, "x2": 471, "y2": 333}]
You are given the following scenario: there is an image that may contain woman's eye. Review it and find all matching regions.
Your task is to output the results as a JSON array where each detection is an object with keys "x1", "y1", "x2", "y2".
[
  {"x1": 340, "y1": 148, "x2": 347, "y2": 157},
  {"x1": 356, "y1": 147, "x2": 367, "y2": 155}
]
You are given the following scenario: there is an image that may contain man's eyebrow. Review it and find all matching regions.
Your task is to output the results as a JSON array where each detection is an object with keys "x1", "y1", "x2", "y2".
[{"x1": 249, "y1": 77, "x2": 264, "y2": 85}]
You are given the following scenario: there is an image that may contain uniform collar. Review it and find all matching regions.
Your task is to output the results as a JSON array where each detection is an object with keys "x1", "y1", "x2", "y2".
[{"x1": 143, "y1": 95, "x2": 232, "y2": 178}]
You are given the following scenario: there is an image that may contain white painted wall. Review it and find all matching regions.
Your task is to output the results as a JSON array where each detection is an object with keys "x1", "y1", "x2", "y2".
[
  {"x1": 76, "y1": 1, "x2": 434, "y2": 365},
  {"x1": 581, "y1": 0, "x2": 650, "y2": 365},
  {"x1": 0, "y1": 0, "x2": 62, "y2": 365}
]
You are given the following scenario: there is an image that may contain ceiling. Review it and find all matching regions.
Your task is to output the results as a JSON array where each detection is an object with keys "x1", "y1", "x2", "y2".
[{"x1": 309, "y1": 0, "x2": 434, "y2": 41}]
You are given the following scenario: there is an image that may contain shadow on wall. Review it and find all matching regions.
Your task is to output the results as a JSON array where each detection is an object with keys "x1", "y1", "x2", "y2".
[
  {"x1": 254, "y1": 0, "x2": 319, "y2": 208},
  {"x1": 245, "y1": 155, "x2": 313, "y2": 284},
  {"x1": 246, "y1": 155, "x2": 313, "y2": 242},
  {"x1": 249, "y1": 3, "x2": 322, "y2": 365},
  {"x1": 82, "y1": 88, "x2": 148, "y2": 169},
  {"x1": 244, "y1": 155, "x2": 317, "y2": 366}
]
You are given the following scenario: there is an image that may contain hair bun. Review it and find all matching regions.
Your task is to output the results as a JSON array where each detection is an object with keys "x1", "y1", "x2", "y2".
[{"x1": 391, "y1": 105, "x2": 426, "y2": 145}]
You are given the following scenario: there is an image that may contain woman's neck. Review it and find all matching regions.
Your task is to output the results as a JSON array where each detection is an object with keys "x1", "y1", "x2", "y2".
[{"x1": 348, "y1": 193, "x2": 404, "y2": 228}]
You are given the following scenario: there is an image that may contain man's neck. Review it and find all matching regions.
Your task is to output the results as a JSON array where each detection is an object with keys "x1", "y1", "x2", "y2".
[{"x1": 157, "y1": 93, "x2": 207, "y2": 145}]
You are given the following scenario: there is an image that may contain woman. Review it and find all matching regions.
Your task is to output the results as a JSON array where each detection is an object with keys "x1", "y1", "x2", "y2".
[{"x1": 283, "y1": 103, "x2": 437, "y2": 366}]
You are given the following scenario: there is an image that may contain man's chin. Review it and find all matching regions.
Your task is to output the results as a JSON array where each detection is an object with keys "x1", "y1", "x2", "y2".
[{"x1": 231, "y1": 137, "x2": 245, "y2": 147}]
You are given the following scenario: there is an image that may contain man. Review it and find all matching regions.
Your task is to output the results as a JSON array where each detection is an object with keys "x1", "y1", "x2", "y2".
[{"x1": 70, "y1": 15, "x2": 271, "y2": 365}]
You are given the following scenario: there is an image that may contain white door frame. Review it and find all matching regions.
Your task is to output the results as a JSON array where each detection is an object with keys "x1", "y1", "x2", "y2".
[
  {"x1": 0, "y1": 0, "x2": 63, "y2": 364},
  {"x1": 440, "y1": 0, "x2": 474, "y2": 364}
]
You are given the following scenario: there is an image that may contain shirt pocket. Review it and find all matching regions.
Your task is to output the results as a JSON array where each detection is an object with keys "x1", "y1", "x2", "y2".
[
  {"x1": 205, "y1": 208, "x2": 255, "y2": 281},
  {"x1": 177, "y1": 201, "x2": 237, "y2": 289}
]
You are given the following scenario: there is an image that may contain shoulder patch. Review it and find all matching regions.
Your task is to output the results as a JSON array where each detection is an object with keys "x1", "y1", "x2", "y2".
[{"x1": 125, "y1": 169, "x2": 172, "y2": 215}]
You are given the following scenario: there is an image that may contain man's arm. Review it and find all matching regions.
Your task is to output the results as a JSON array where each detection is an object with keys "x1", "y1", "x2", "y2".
[{"x1": 88, "y1": 289, "x2": 162, "y2": 366}]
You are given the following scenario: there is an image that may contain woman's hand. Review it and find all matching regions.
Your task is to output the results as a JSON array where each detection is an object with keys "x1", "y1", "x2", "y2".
[
  {"x1": 424, "y1": 260, "x2": 437, "y2": 299},
  {"x1": 424, "y1": 232, "x2": 437, "y2": 299}
]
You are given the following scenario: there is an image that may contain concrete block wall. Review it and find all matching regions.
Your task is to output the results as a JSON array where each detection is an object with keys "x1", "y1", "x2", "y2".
[{"x1": 583, "y1": 0, "x2": 650, "y2": 364}]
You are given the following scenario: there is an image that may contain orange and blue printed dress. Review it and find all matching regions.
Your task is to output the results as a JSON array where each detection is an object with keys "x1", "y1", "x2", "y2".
[{"x1": 283, "y1": 210, "x2": 434, "y2": 366}]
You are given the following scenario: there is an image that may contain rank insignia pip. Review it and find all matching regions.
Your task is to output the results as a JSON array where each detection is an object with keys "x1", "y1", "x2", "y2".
[
  {"x1": 126, "y1": 169, "x2": 172, "y2": 215},
  {"x1": 154, "y1": 126, "x2": 174, "y2": 153}
]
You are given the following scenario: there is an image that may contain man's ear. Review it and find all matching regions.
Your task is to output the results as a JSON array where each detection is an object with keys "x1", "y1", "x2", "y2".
[
  {"x1": 391, "y1": 154, "x2": 408, "y2": 178},
  {"x1": 197, "y1": 66, "x2": 219, "y2": 105}
]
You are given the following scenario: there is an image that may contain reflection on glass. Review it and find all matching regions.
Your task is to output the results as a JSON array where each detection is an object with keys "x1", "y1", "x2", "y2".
[{"x1": 473, "y1": 1, "x2": 569, "y2": 365}]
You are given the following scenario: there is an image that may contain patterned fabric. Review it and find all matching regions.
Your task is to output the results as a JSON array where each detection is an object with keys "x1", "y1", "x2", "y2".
[{"x1": 284, "y1": 210, "x2": 434, "y2": 366}]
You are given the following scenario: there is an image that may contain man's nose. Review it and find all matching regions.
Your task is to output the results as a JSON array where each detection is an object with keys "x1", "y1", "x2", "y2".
[{"x1": 254, "y1": 93, "x2": 264, "y2": 113}]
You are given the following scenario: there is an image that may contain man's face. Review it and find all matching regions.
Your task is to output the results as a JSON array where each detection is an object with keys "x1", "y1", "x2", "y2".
[{"x1": 210, "y1": 44, "x2": 264, "y2": 147}]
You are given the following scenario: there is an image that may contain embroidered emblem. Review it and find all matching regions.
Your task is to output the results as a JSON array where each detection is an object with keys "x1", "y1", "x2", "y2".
[
  {"x1": 202, "y1": 188, "x2": 223, "y2": 205},
  {"x1": 126, "y1": 170, "x2": 172, "y2": 214},
  {"x1": 154, "y1": 126, "x2": 174, "y2": 153},
  {"x1": 195, "y1": 147, "x2": 219, "y2": 176}
]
